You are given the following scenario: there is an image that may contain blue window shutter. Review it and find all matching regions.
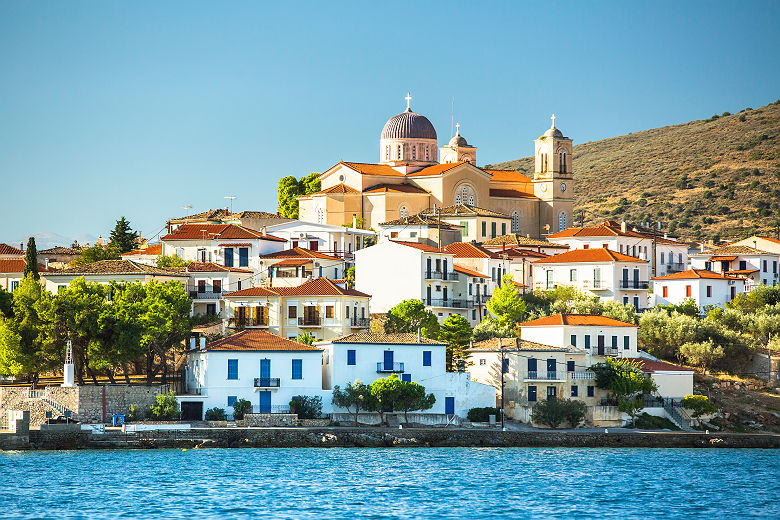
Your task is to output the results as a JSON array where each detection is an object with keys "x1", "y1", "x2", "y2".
[
  {"x1": 422, "y1": 351, "x2": 431, "y2": 366},
  {"x1": 624, "y1": 336, "x2": 630, "y2": 349},
  {"x1": 612, "y1": 336, "x2": 618, "y2": 349},
  {"x1": 567, "y1": 361, "x2": 575, "y2": 372},
  {"x1": 347, "y1": 349, "x2": 356, "y2": 365},
  {"x1": 239, "y1": 247, "x2": 249, "y2": 267},
  {"x1": 292, "y1": 359, "x2": 302, "y2": 380},
  {"x1": 584, "y1": 336, "x2": 591, "y2": 349},
  {"x1": 587, "y1": 386, "x2": 595, "y2": 397},
  {"x1": 227, "y1": 396, "x2": 237, "y2": 407},
  {"x1": 570, "y1": 334, "x2": 576, "y2": 347},
  {"x1": 224, "y1": 248, "x2": 234, "y2": 267},
  {"x1": 227, "y1": 359, "x2": 238, "y2": 380},
  {"x1": 402, "y1": 374, "x2": 411, "y2": 382}
]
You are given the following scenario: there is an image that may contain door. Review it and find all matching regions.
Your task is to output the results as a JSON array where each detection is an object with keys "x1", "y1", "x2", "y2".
[
  {"x1": 426, "y1": 258, "x2": 432, "y2": 278},
  {"x1": 426, "y1": 286, "x2": 432, "y2": 305},
  {"x1": 527, "y1": 358, "x2": 537, "y2": 378},
  {"x1": 259, "y1": 391, "x2": 271, "y2": 413},
  {"x1": 443, "y1": 259, "x2": 448, "y2": 280},
  {"x1": 260, "y1": 358, "x2": 271, "y2": 386},
  {"x1": 597, "y1": 335, "x2": 605, "y2": 356},
  {"x1": 546, "y1": 359, "x2": 556, "y2": 379},
  {"x1": 633, "y1": 268, "x2": 640, "y2": 288},
  {"x1": 443, "y1": 286, "x2": 448, "y2": 305},
  {"x1": 224, "y1": 248, "x2": 234, "y2": 267},
  {"x1": 181, "y1": 401, "x2": 203, "y2": 421},
  {"x1": 547, "y1": 386, "x2": 557, "y2": 400},
  {"x1": 622, "y1": 268, "x2": 629, "y2": 288},
  {"x1": 239, "y1": 247, "x2": 249, "y2": 267},
  {"x1": 445, "y1": 396, "x2": 455, "y2": 415},
  {"x1": 383, "y1": 350, "x2": 394, "y2": 371}
]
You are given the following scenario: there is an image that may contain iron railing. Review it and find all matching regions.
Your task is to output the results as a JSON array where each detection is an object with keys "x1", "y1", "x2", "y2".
[
  {"x1": 189, "y1": 290, "x2": 231, "y2": 299},
  {"x1": 377, "y1": 362, "x2": 405, "y2": 373},
  {"x1": 568, "y1": 371, "x2": 595, "y2": 380},
  {"x1": 424, "y1": 271, "x2": 459, "y2": 281},
  {"x1": 619, "y1": 280, "x2": 650, "y2": 289},
  {"x1": 229, "y1": 317, "x2": 269, "y2": 327},
  {"x1": 254, "y1": 378, "x2": 281, "y2": 388},
  {"x1": 525, "y1": 371, "x2": 563, "y2": 381},
  {"x1": 298, "y1": 316, "x2": 321, "y2": 327},
  {"x1": 426, "y1": 299, "x2": 471, "y2": 309},
  {"x1": 350, "y1": 318, "x2": 370, "y2": 328}
]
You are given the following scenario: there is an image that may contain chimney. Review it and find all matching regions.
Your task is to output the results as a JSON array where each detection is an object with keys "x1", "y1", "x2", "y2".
[
  {"x1": 498, "y1": 337, "x2": 502, "y2": 350},
  {"x1": 97, "y1": 236, "x2": 103, "y2": 246},
  {"x1": 620, "y1": 221, "x2": 627, "y2": 233},
  {"x1": 352, "y1": 214, "x2": 357, "y2": 229},
  {"x1": 20, "y1": 242, "x2": 24, "y2": 251},
  {"x1": 200, "y1": 336, "x2": 206, "y2": 350},
  {"x1": 700, "y1": 242, "x2": 705, "y2": 253},
  {"x1": 224, "y1": 207, "x2": 228, "y2": 216},
  {"x1": 417, "y1": 327, "x2": 421, "y2": 342},
  {"x1": 261, "y1": 225, "x2": 267, "y2": 235}
]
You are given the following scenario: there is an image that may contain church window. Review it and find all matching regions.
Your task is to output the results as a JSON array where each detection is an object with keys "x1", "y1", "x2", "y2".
[
  {"x1": 399, "y1": 205, "x2": 409, "y2": 218},
  {"x1": 425, "y1": 146, "x2": 429, "y2": 160},
  {"x1": 412, "y1": 145, "x2": 416, "y2": 160},
  {"x1": 511, "y1": 211, "x2": 521, "y2": 232},
  {"x1": 317, "y1": 208, "x2": 324, "y2": 224},
  {"x1": 558, "y1": 211, "x2": 567, "y2": 232},
  {"x1": 385, "y1": 145, "x2": 390, "y2": 160},
  {"x1": 559, "y1": 152, "x2": 567, "y2": 173},
  {"x1": 397, "y1": 145, "x2": 402, "y2": 160}
]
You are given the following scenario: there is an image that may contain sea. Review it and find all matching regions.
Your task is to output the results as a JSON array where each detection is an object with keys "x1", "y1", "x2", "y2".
[{"x1": 2, "y1": 447, "x2": 778, "y2": 519}]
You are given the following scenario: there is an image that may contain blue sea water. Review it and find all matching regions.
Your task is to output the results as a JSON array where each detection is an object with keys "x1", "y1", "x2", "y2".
[{"x1": 1, "y1": 447, "x2": 778, "y2": 519}]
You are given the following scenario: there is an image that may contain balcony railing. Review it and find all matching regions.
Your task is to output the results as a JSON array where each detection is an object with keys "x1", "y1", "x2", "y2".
[
  {"x1": 377, "y1": 362, "x2": 405, "y2": 373},
  {"x1": 350, "y1": 317, "x2": 370, "y2": 328},
  {"x1": 254, "y1": 378, "x2": 281, "y2": 388},
  {"x1": 319, "y1": 250, "x2": 354, "y2": 262},
  {"x1": 666, "y1": 263, "x2": 686, "y2": 273},
  {"x1": 275, "y1": 270, "x2": 309, "y2": 278},
  {"x1": 229, "y1": 317, "x2": 269, "y2": 328},
  {"x1": 619, "y1": 280, "x2": 649, "y2": 289},
  {"x1": 298, "y1": 316, "x2": 321, "y2": 327},
  {"x1": 189, "y1": 290, "x2": 231, "y2": 300},
  {"x1": 568, "y1": 371, "x2": 595, "y2": 380},
  {"x1": 525, "y1": 371, "x2": 564, "y2": 381},
  {"x1": 424, "y1": 270, "x2": 459, "y2": 281},
  {"x1": 426, "y1": 299, "x2": 471, "y2": 309}
]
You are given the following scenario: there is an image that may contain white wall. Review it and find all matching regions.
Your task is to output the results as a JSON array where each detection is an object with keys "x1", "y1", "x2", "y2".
[
  {"x1": 354, "y1": 241, "x2": 425, "y2": 313},
  {"x1": 652, "y1": 278, "x2": 747, "y2": 311},
  {"x1": 519, "y1": 324, "x2": 638, "y2": 358}
]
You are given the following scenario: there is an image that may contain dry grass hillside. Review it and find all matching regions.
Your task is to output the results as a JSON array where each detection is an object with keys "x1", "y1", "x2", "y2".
[{"x1": 487, "y1": 100, "x2": 780, "y2": 243}]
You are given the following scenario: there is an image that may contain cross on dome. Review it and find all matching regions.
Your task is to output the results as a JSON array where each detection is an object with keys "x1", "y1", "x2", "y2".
[
  {"x1": 455, "y1": 122, "x2": 461, "y2": 135},
  {"x1": 551, "y1": 114, "x2": 556, "y2": 127},
  {"x1": 405, "y1": 92, "x2": 412, "y2": 111}
]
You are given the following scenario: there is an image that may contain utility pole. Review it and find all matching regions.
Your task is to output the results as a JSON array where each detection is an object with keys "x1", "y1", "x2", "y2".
[{"x1": 499, "y1": 337, "x2": 505, "y2": 430}]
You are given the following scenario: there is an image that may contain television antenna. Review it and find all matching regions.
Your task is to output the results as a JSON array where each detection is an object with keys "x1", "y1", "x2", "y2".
[{"x1": 224, "y1": 196, "x2": 237, "y2": 213}]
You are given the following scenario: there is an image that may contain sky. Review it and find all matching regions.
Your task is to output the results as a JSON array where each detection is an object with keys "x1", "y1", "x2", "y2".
[{"x1": 1, "y1": 1, "x2": 778, "y2": 248}]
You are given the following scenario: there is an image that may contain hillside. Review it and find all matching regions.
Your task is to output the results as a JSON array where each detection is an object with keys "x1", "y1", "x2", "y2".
[{"x1": 487, "y1": 100, "x2": 780, "y2": 243}]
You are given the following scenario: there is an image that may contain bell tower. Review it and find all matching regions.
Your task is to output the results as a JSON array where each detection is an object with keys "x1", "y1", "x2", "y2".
[
  {"x1": 440, "y1": 123, "x2": 477, "y2": 164},
  {"x1": 533, "y1": 115, "x2": 575, "y2": 236}
]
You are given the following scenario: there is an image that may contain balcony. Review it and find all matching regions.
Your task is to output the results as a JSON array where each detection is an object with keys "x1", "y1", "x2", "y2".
[
  {"x1": 424, "y1": 270, "x2": 459, "y2": 281},
  {"x1": 426, "y1": 299, "x2": 471, "y2": 309},
  {"x1": 275, "y1": 270, "x2": 309, "y2": 279},
  {"x1": 618, "y1": 280, "x2": 649, "y2": 290},
  {"x1": 524, "y1": 371, "x2": 565, "y2": 381},
  {"x1": 377, "y1": 362, "x2": 405, "y2": 373},
  {"x1": 228, "y1": 317, "x2": 269, "y2": 328},
  {"x1": 298, "y1": 316, "x2": 321, "y2": 327},
  {"x1": 254, "y1": 377, "x2": 281, "y2": 388},
  {"x1": 666, "y1": 263, "x2": 686, "y2": 273},
  {"x1": 350, "y1": 317, "x2": 370, "y2": 328},
  {"x1": 582, "y1": 280, "x2": 609, "y2": 291},
  {"x1": 568, "y1": 371, "x2": 595, "y2": 380},
  {"x1": 189, "y1": 290, "x2": 232, "y2": 300}
]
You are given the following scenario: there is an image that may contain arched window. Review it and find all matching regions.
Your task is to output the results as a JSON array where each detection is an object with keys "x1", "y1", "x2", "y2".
[
  {"x1": 412, "y1": 145, "x2": 416, "y2": 160},
  {"x1": 399, "y1": 205, "x2": 409, "y2": 218},
  {"x1": 511, "y1": 211, "x2": 521, "y2": 232},
  {"x1": 425, "y1": 146, "x2": 429, "y2": 160},
  {"x1": 558, "y1": 211, "x2": 568, "y2": 232},
  {"x1": 455, "y1": 184, "x2": 476, "y2": 206},
  {"x1": 317, "y1": 208, "x2": 324, "y2": 224},
  {"x1": 385, "y1": 145, "x2": 390, "y2": 160},
  {"x1": 397, "y1": 144, "x2": 401, "y2": 160},
  {"x1": 559, "y1": 151, "x2": 567, "y2": 173}
]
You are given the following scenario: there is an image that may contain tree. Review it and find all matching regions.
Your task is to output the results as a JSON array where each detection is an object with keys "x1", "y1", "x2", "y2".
[
  {"x1": 486, "y1": 275, "x2": 526, "y2": 326},
  {"x1": 297, "y1": 331, "x2": 315, "y2": 346},
  {"x1": 72, "y1": 244, "x2": 121, "y2": 265},
  {"x1": 369, "y1": 374, "x2": 403, "y2": 425},
  {"x1": 345, "y1": 267, "x2": 355, "y2": 289},
  {"x1": 155, "y1": 255, "x2": 189, "y2": 268},
  {"x1": 233, "y1": 399, "x2": 252, "y2": 420},
  {"x1": 394, "y1": 380, "x2": 435, "y2": 423},
  {"x1": 0, "y1": 287, "x2": 12, "y2": 318},
  {"x1": 438, "y1": 314, "x2": 472, "y2": 371},
  {"x1": 531, "y1": 398, "x2": 585, "y2": 429},
  {"x1": 23, "y1": 237, "x2": 39, "y2": 280},
  {"x1": 384, "y1": 299, "x2": 440, "y2": 339},
  {"x1": 332, "y1": 380, "x2": 376, "y2": 425},
  {"x1": 590, "y1": 357, "x2": 658, "y2": 426},
  {"x1": 472, "y1": 317, "x2": 517, "y2": 342},
  {"x1": 149, "y1": 390, "x2": 180, "y2": 420},
  {"x1": 681, "y1": 394, "x2": 717, "y2": 421},
  {"x1": 277, "y1": 173, "x2": 322, "y2": 219},
  {"x1": 659, "y1": 298, "x2": 700, "y2": 317},
  {"x1": 289, "y1": 395, "x2": 323, "y2": 419},
  {"x1": 679, "y1": 340, "x2": 724, "y2": 374},
  {"x1": 109, "y1": 217, "x2": 139, "y2": 253}
]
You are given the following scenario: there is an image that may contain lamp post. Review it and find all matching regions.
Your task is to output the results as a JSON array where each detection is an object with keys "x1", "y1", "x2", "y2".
[{"x1": 499, "y1": 337, "x2": 505, "y2": 430}]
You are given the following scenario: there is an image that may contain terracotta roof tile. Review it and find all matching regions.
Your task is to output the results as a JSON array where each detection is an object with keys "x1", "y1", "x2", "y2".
[
  {"x1": 340, "y1": 161, "x2": 405, "y2": 177},
  {"x1": 161, "y1": 223, "x2": 286, "y2": 242},
  {"x1": 443, "y1": 242, "x2": 499, "y2": 259},
  {"x1": 0, "y1": 243, "x2": 24, "y2": 255},
  {"x1": 489, "y1": 188, "x2": 537, "y2": 199},
  {"x1": 0, "y1": 259, "x2": 37, "y2": 273},
  {"x1": 622, "y1": 358, "x2": 694, "y2": 373},
  {"x1": 272, "y1": 258, "x2": 312, "y2": 267},
  {"x1": 121, "y1": 243, "x2": 163, "y2": 257},
  {"x1": 696, "y1": 245, "x2": 771, "y2": 256},
  {"x1": 389, "y1": 240, "x2": 444, "y2": 253},
  {"x1": 312, "y1": 183, "x2": 361, "y2": 195},
  {"x1": 363, "y1": 183, "x2": 429, "y2": 194},
  {"x1": 221, "y1": 286, "x2": 279, "y2": 297},
  {"x1": 186, "y1": 262, "x2": 253, "y2": 273},
  {"x1": 405, "y1": 162, "x2": 468, "y2": 178},
  {"x1": 481, "y1": 234, "x2": 568, "y2": 249},
  {"x1": 453, "y1": 265, "x2": 489, "y2": 278},
  {"x1": 226, "y1": 278, "x2": 370, "y2": 298},
  {"x1": 199, "y1": 329, "x2": 321, "y2": 352},
  {"x1": 532, "y1": 247, "x2": 645, "y2": 264},
  {"x1": 45, "y1": 260, "x2": 188, "y2": 277},
  {"x1": 329, "y1": 332, "x2": 445, "y2": 345},
  {"x1": 38, "y1": 246, "x2": 83, "y2": 255},
  {"x1": 485, "y1": 169, "x2": 532, "y2": 183},
  {"x1": 470, "y1": 337, "x2": 580, "y2": 352},
  {"x1": 519, "y1": 313, "x2": 638, "y2": 327},
  {"x1": 651, "y1": 269, "x2": 744, "y2": 281},
  {"x1": 261, "y1": 247, "x2": 342, "y2": 261},
  {"x1": 379, "y1": 214, "x2": 461, "y2": 229},
  {"x1": 421, "y1": 204, "x2": 510, "y2": 219},
  {"x1": 548, "y1": 221, "x2": 687, "y2": 246}
]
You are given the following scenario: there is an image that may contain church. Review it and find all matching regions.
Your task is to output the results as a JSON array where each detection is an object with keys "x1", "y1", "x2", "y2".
[{"x1": 297, "y1": 95, "x2": 575, "y2": 239}]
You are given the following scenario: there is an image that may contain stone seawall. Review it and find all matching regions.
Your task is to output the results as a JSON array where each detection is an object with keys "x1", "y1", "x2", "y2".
[{"x1": 3, "y1": 427, "x2": 777, "y2": 451}]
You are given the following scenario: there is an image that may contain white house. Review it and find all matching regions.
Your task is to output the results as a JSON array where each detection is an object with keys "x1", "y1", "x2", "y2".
[
  {"x1": 184, "y1": 261, "x2": 254, "y2": 318},
  {"x1": 265, "y1": 219, "x2": 376, "y2": 264},
  {"x1": 318, "y1": 332, "x2": 496, "y2": 417},
  {"x1": 689, "y1": 245, "x2": 779, "y2": 289},
  {"x1": 41, "y1": 260, "x2": 188, "y2": 293},
  {"x1": 260, "y1": 248, "x2": 347, "y2": 287},
  {"x1": 377, "y1": 213, "x2": 463, "y2": 248},
  {"x1": 120, "y1": 243, "x2": 163, "y2": 266},
  {"x1": 178, "y1": 329, "x2": 327, "y2": 420},
  {"x1": 531, "y1": 248, "x2": 650, "y2": 309},
  {"x1": 419, "y1": 204, "x2": 513, "y2": 243},
  {"x1": 0, "y1": 258, "x2": 50, "y2": 293},
  {"x1": 547, "y1": 220, "x2": 689, "y2": 278},
  {"x1": 729, "y1": 235, "x2": 780, "y2": 256},
  {"x1": 160, "y1": 223, "x2": 287, "y2": 273},
  {"x1": 651, "y1": 269, "x2": 748, "y2": 312},
  {"x1": 481, "y1": 234, "x2": 570, "y2": 257}
]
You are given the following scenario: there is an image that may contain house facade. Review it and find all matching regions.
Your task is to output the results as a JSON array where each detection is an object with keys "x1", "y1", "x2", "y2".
[
  {"x1": 651, "y1": 269, "x2": 748, "y2": 311},
  {"x1": 41, "y1": 260, "x2": 188, "y2": 293},
  {"x1": 184, "y1": 262, "x2": 253, "y2": 318},
  {"x1": 689, "y1": 245, "x2": 779, "y2": 289},
  {"x1": 264, "y1": 220, "x2": 376, "y2": 264},
  {"x1": 376, "y1": 214, "x2": 463, "y2": 247}
]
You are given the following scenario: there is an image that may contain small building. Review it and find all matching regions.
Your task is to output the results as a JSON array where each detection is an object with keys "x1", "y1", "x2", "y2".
[
  {"x1": 265, "y1": 219, "x2": 376, "y2": 264},
  {"x1": 185, "y1": 261, "x2": 253, "y2": 318},
  {"x1": 120, "y1": 243, "x2": 163, "y2": 266},
  {"x1": 178, "y1": 329, "x2": 326, "y2": 420},
  {"x1": 419, "y1": 204, "x2": 513, "y2": 243},
  {"x1": 651, "y1": 268, "x2": 748, "y2": 312},
  {"x1": 37, "y1": 246, "x2": 83, "y2": 269},
  {"x1": 377, "y1": 214, "x2": 463, "y2": 247},
  {"x1": 624, "y1": 357, "x2": 694, "y2": 399},
  {"x1": 481, "y1": 234, "x2": 569, "y2": 257},
  {"x1": 0, "y1": 243, "x2": 24, "y2": 260},
  {"x1": 165, "y1": 208, "x2": 292, "y2": 234},
  {"x1": 518, "y1": 313, "x2": 639, "y2": 358},
  {"x1": 260, "y1": 247, "x2": 346, "y2": 287},
  {"x1": 0, "y1": 259, "x2": 50, "y2": 292},
  {"x1": 689, "y1": 244, "x2": 779, "y2": 289},
  {"x1": 41, "y1": 260, "x2": 188, "y2": 292}
]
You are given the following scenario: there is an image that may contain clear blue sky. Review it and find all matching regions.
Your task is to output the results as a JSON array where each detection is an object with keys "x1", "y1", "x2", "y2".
[{"x1": 1, "y1": 1, "x2": 778, "y2": 247}]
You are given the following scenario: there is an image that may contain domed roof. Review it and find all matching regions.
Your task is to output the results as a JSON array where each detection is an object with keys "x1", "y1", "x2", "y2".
[
  {"x1": 381, "y1": 108, "x2": 437, "y2": 140},
  {"x1": 543, "y1": 126, "x2": 564, "y2": 138},
  {"x1": 448, "y1": 124, "x2": 469, "y2": 147}
]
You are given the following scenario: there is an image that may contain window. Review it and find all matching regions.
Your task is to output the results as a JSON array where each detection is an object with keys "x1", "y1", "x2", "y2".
[
  {"x1": 491, "y1": 222, "x2": 496, "y2": 238},
  {"x1": 739, "y1": 260, "x2": 747, "y2": 271},
  {"x1": 603, "y1": 243, "x2": 609, "y2": 249},
  {"x1": 570, "y1": 335, "x2": 576, "y2": 347},
  {"x1": 501, "y1": 223, "x2": 506, "y2": 235},
  {"x1": 660, "y1": 252, "x2": 665, "y2": 265},
  {"x1": 399, "y1": 205, "x2": 409, "y2": 218},
  {"x1": 559, "y1": 152, "x2": 567, "y2": 173},
  {"x1": 385, "y1": 145, "x2": 390, "y2": 160},
  {"x1": 423, "y1": 351, "x2": 432, "y2": 366},
  {"x1": 528, "y1": 386, "x2": 537, "y2": 402},
  {"x1": 397, "y1": 145, "x2": 401, "y2": 159},
  {"x1": 492, "y1": 267, "x2": 496, "y2": 281},
  {"x1": 479, "y1": 358, "x2": 486, "y2": 366},
  {"x1": 401, "y1": 373, "x2": 411, "y2": 382},
  {"x1": 425, "y1": 146, "x2": 429, "y2": 160},
  {"x1": 587, "y1": 386, "x2": 595, "y2": 397},
  {"x1": 412, "y1": 145, "x2": 416, "y2": 160},
  {"x1": 227, "y1": 359, "x2": 238, "y2": 380},
  {"x1": 460, "y1": 221, "x2": 469, "y2": 236},
  {"x1": 390, "y1": 232, "x2": 398, "y2": 239},
  {"x1": 611, "y1": 336, "x2": 618, "y2": 350},
  {"x1": 325, "y1": 306, "x2": 334, "y2": 319},
  {"x1": 455, "y1": 184, "x2": 476, "y2": 206},
  {"x1": 197, "y1": 280, "x2": 206, "y2": 293},
  {"x1": 347, "y1": 349, "x2": 356, "y2": 365},
  {"x1": 706, "y1": 285, "x2": 712, "y2": 298},
  {"x1": 213, "y1": 280, "x2": 221, "y2": 293},
  {"x1": 763, "y1": 260, "x2": 768, "y2": 272},
  {"x1": 569, "y1": 269, "x2": 577, "y2": 282},
  {"x1": 584, "y1": 336, "x2": 591, "y2": 349},
  {"x1": 558, "y1": 212, "x2": 567, "y2": 232},
  {"x1": 472, "y1": 309, "x2": 476, "y2": 320},
  {"x1": 662, "y1": 286, "x2": 668, "y2": 298},
  {"x1": 593, "y1": 268, "x2": 601, "y2": 288},
  {"x1": 288, "y1": 305, "x2": 297, "y2": 319},
  {"x1": 292, "y1": 359, "x2": 302, "y2": 380},
  {"x1": 239, "y1": 247, "x2": 249, "y2": 267},
  {"x1": 571, "y1": 385, "x2": 578, "y2": 397},
  {"x1": 623, "y1": 336, "x2": 630, "y2": 350},
  {"x1": 345, "y1": 306, "x2": 350, "y2": 318},
  {"x1": 685, "y1": 285, "x2": 692, "y2": 297},
  {"x1": 633, "y1": 296, "x2": 639, "y2": 309},
  {"x1": 511, "y1": 211, "x2": 520, "y2": 232},
  {"x1": 481, "y1": 221, "x2": 486, "y2": 237},
  {"x1": 468, "y1": 283, "x2": 473, "y2": 295},
  {"x1": 502, "y1": 358, "x2": 509, "y2": 374},
  {"x1": 567, "y1": 361, "x2": 575, "y2": 372},
  {"x1": 224, "y1": 248, "x2": 234, "y2": 267},
  {"x1": 227, "y1": 396, "x2": 237, "y2": 407}
]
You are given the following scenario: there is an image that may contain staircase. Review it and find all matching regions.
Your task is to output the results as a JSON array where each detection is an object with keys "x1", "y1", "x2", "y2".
[
  {"x1": 27, "y1": 388, "x2": 72, "y2": 416},
  {"x1": 664, "y1": 402, "x2": 695, "y2": 432}
]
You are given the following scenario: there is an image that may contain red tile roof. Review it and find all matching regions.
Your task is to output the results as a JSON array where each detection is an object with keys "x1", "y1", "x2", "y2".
[
  {"x1": 548, "y1": 220, "x2": 686, "y2": 246},
  {"x1": 226, "y1": 277, "x2": 370, "y2": 298},
  {"x1": 389, "y1": 240, "x2": 443, "y2": 253},
  {"x1": 340, "y1": 161, "x2": 405, "y2": 177},
  {"x1": 489, "y1": 188, "x2": 537, "y2": 199},
  {"x1": 622, "y1": 358, "x2": 694, "y2": 373},
  {"x1": 0, "y1": 259, "x2": 49, "y2": 273},
  {"x1": 363, "y1": 183, "x2": 429, "y2": 194},
  {"x1": 453, "y1": 265, "x2": 489, "y2": 278},
  {"x1": 0, "y1": 243, "x2": 24, "y2": 255},
  {"x1": 481, "y1": 234, "x2": 569, "y2": 249},
  {"x1": 651, "y1": 269, "x2": 744, "y2": 281},
  {"x1": 273, "y1": 258, "x2": 311, "y2": 267},
  {"x1": 44, "y1": 260, "x2": 185, "y2": 277},
  {"x1": 405, "y1": 162, "x2": 469, "y2": 178},
  {"x1": 532, "y1": 247, "x2": 645, "y2": 264},
  {"x1": 444, "y1": 242, "x2": 499, "y2": 259},
  {"x1": 312, "y1": 183, "x2": 360, "y2": 195},
  {"x1": 200, "y1": 329, "x2": 321, "y2": 352},
  {"x1": 758, "y1": 236, "x2": 780, "y2": 245},
  {"x1": 186, "y1": 262, "x2": 253, "y2": 273},
  {"x1": 485, "y1": 169, "x2": 532, "y2": 183},
  {"x1": 121, "y1": 243, "x2": 163, "y2": 257},
  {"x1": 519, "y1": 313, "x2": 638, "y2": 327},
  {"x1": 161, "y1": 223, "x2": 286, "y2": 242},
  {"x1": 220, "y1": 286, "x2": 279, "y2": 297},
  {"x1": 261, "y1": 247, "x2": 342, "y2": 261}
]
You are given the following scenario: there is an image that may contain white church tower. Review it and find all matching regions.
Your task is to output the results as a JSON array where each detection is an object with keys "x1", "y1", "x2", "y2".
[{"x1": 533, "y1": 115, "x2": 575, "y2": 235}]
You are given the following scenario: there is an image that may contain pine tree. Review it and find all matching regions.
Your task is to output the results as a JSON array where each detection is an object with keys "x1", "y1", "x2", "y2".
[
  {"x1": 23, "y1": 237, "x2": 39, "y2": 280},
  {"x1": 109, "y1": 217, "x2": 139, "y2": 253}
]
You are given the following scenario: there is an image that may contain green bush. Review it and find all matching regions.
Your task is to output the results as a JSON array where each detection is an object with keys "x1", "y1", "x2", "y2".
[
  {"x1": 149, "y1": 391, "x2": 180, "y2": 421},
  {"x1": 467, "y1": 407, "x2": 502, "y2": 423},
  {"x1": 127, "y1": 404, "x2": 145, "y2": 422},
  {"x1": 632, "y1": 412, "x2": 680, "y2": 430},
  {"x1": 531, "y1": 398, "x2": 586, "y2": 429},
  {"x1": 204, "y1": 407, "x2": 226, "y2": 421},
  {"x1": 233, "y1": 399, "x2": 252, "y2": 420},
  {"x1": 289, "y1": 395, "x2": 323, "y2": 419},
  {"x1": 681, "y1": 394, "x2": 717, "y2": 419}
]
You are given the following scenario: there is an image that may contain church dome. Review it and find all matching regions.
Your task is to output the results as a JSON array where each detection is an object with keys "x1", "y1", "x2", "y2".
[
  {"x1": 448, "y1": 125, "x2": 469, "y2": 147},
  {"x1": 544, "y1": 126, "x2": 563, "y2": 138},
  {"x1": 381, "y1": 108, "x2": 437, "y2": 140}
]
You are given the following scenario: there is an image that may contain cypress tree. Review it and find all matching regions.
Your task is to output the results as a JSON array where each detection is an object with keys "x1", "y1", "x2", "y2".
[
  {"x1": 23, "y1": 237, "x2": 39, "y2": 280},
  {"x1": 109, "y1": 216, "x2": 139, "y2": 253}
]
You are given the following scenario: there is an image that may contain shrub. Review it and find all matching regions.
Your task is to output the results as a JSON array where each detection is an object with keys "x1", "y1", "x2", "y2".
[
  {"x1": 127, "y1": 404, "x2": 145, "y2": 422},
  {"x1": 149, "y1": 391, "x2": 180, "y2": 421},
  {"x1": 233, "y1": 399, "x2": 252, "y2": 420},
  {"x1": 632, "y1": 412, "x2": 680, "y2": 430},
  {"x1": 738, "y1": 113, "x2": 747, "y2": 122},
  {"x1": 289, "y1": 395, "x2": 323, "y2": 419},
  {"x1": 467, "y1": 407, "x2": 502, "y2": 423},
  {"x1": 204, "y1": 407, "x2": 227, "y2": 421},
  {"x1": 531, "y1": 398, "x2": 585, "y2": 429},
  {"x1": 681, "y1": 394, "x2": 717, "y2": 419}
]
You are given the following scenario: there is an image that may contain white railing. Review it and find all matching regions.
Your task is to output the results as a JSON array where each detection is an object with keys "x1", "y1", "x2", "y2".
[
  {"x1": 569, "y1": 372, "x2": 595, "y2": 380},
  {"x1": 27, "y1": 387, "x2": 71, "y2": 416}
]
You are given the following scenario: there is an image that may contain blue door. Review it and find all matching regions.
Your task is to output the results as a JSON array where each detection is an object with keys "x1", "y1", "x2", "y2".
[
  {"x1": 224, "y1": 248, "x2": 234, "y2": 267},
  {"x1": 384, "y1": 350, "x2": 394, "y2": 371},
  {"x1": 260, "y1": 359, "x2": 271, "y2": 386},
  {"x1": 445, "y1": 397, "x2": 455, "y2": 415},
  {"x1": 259, "y1": 391, "x2": 271, "y2": 413},
  {"x1": 239, "y1": 247, "x2": 249, "y2": 267}
]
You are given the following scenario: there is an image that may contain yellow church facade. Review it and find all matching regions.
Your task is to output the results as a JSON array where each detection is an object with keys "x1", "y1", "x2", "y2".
[{"x1": 298, "y1": 98, "x2": 575, "y2": 239}]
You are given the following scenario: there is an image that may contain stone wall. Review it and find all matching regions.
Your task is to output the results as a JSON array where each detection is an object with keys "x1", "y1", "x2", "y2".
[{"x1": 242, "y1": 413, "x2": 299, "y2": 427}]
